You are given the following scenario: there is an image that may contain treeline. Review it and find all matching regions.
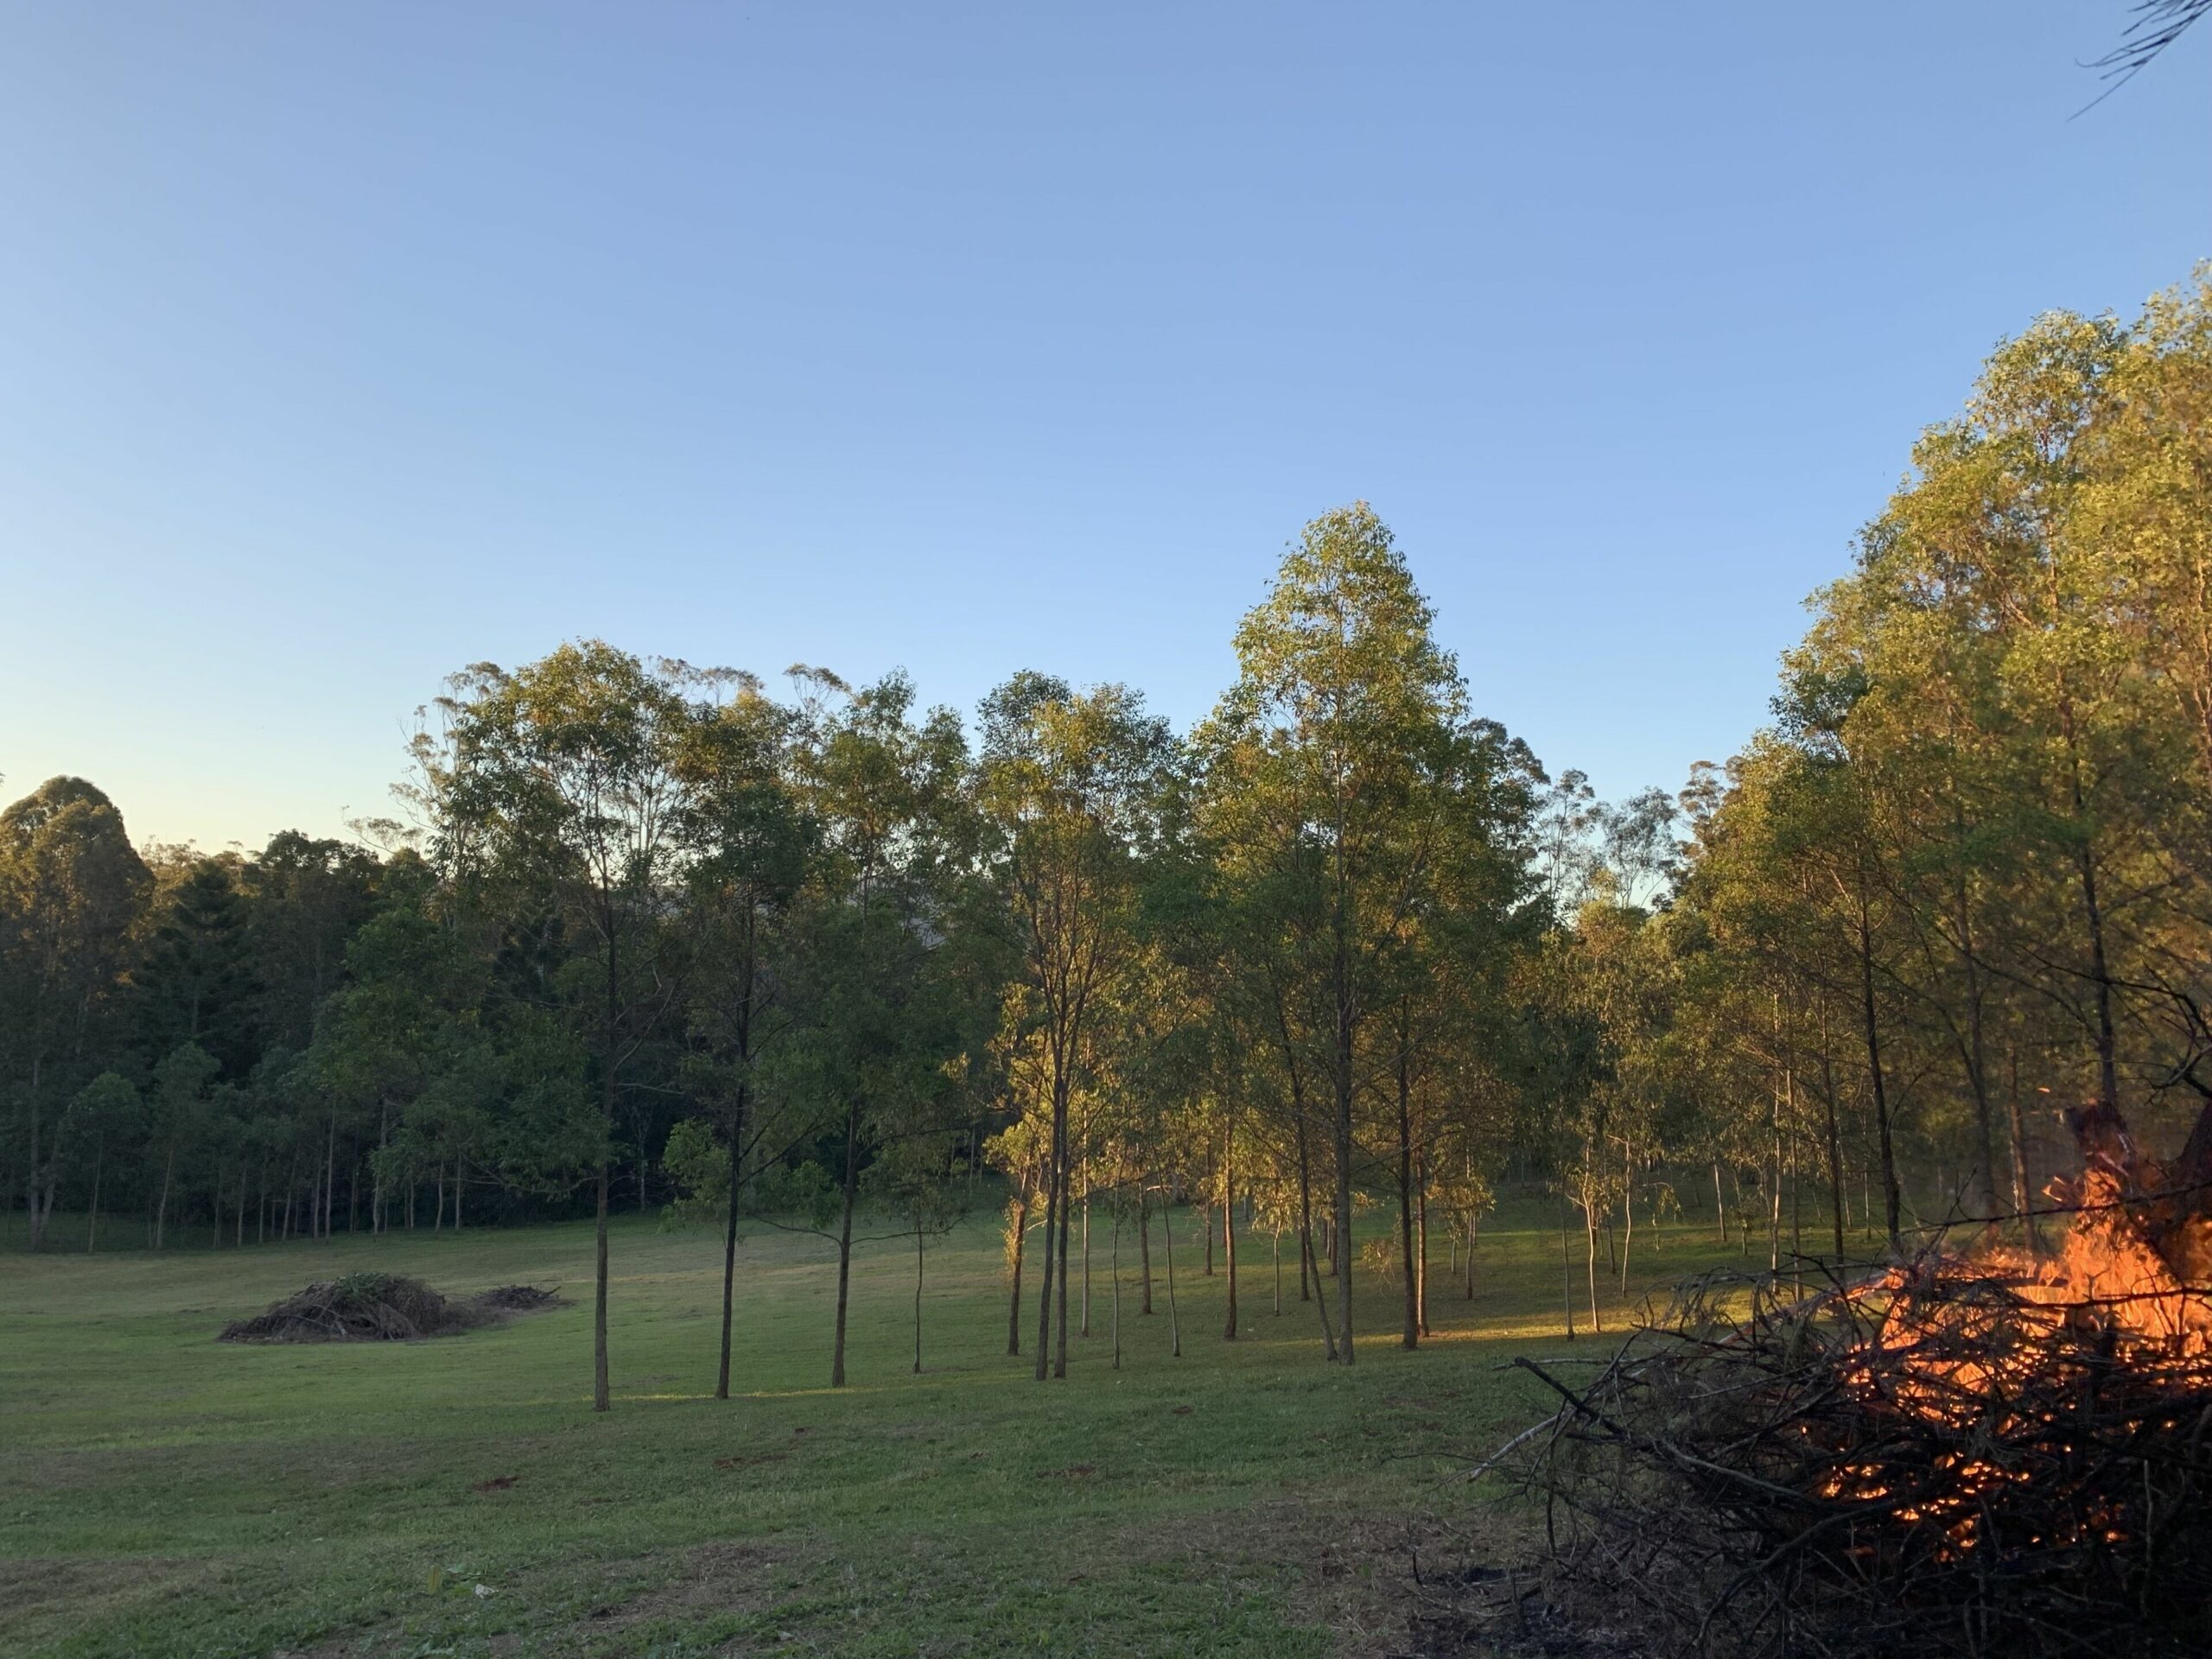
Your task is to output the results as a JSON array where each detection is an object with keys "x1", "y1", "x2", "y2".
[
  {"x1": 8, "y1": 271, "x2": 2212, "y2": 1403},
  {"x1": 1650, "y1": 270, "x2": 2212, "y2": 1280}
]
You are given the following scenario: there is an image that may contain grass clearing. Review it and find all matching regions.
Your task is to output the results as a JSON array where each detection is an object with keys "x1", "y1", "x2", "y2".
[{"x1": 2, "y1": 1198, "x2": 1744, "y2": 1656}]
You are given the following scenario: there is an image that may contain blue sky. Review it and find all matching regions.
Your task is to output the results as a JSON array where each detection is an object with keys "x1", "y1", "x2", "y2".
[{"x1": 2, "y1": 3, "x2": 2204, "y2": 850}]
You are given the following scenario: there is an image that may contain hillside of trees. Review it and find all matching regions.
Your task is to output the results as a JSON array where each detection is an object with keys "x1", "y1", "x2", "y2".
[{"x1": 8, "y1": 272, "x2": 2212, "y2": 1410}]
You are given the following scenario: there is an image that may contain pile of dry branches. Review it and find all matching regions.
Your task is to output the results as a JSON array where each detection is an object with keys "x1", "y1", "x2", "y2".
[
  {"x1": 1498, "y1": 1256, "x2": 2212, "y2": 1658},
  {"x1": 478, "y1": 1283, "x2": 564, "y2": 1313},
  {"x1": 219, "y1": 1272, "x2": 557, "y2": 1342}
]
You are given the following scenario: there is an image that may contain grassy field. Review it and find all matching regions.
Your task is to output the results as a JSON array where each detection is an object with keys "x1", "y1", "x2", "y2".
[{"x1": 1, "y1": 1195, "x2": 1746, "y2": 1658}]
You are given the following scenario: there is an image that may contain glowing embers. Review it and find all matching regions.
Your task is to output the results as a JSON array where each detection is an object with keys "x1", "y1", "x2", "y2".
[{"x1": 1508, "y1": 1217, "x2": 2212, "y2": 1653}]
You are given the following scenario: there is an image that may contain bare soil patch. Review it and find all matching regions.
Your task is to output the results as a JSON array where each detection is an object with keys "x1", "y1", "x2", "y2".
[{"x1": 580, "y1": 1539, "x2": 794, "y2": 1637}]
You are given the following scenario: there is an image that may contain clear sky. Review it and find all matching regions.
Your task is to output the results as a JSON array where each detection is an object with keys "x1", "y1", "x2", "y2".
[{"x1": 1, "y1": 3, "x2": 2205, "y2": 852}]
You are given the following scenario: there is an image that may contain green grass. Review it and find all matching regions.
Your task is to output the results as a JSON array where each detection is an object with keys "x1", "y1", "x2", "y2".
[{"x1": 1, "y1": 1196, "x2": 1745, "y2": 1657}]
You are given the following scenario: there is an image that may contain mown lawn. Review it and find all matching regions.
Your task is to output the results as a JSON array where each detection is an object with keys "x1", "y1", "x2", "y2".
[{"x1": 1, "y1": 1196, "x2": 1744, "y2": 1657}]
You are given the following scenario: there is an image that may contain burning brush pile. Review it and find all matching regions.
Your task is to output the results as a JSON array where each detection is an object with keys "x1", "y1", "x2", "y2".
[{"x1": 1497, "y1": 1104, "x2": 2212, "y2": 1658}]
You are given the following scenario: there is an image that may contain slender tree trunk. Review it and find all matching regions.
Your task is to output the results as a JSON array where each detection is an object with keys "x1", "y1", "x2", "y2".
[
  {"x1": 1414, "y1": 1154, "x2": 1429, "y2": 1336},
  {"x1": 2058, "y1": 712, "x2": 2122, "y2": 1116},
  {"x1": 1303, "y1": 1226, "x2": 1339, "y2": 1358},
  {"x1": 86, "y1": 1147, "x2": 101, "y2": 1255},
  {"x1": 1270, "y1": 988, "x2": 1322, "y2": 1322},
  {"x1": 156, "y1": 1146, "x2": 174, "y2": 1250},
  {"x1": 1005, "y1": 1192, "x2": 1028, "y2": 1356},
  {"x1": 1395, "y1": 1038, "x2": 1418, "y2": 1351},
  {"x1": 2007, "y1": 1050, "x2": 2043, "y2": 1256},
  {"x1": 1161, "y1": 1183, "x2": 1182, "y2": 1357},
  {"x1": 1333, "y1": 974, "x2": 1356, "y2": 1365},
  {"x1": 1821, "y1": 1052, "x2": 1845, "y2": 1258},
  {"x1": 1137, "y1": 1187, "x2": 1154, "y2": 1314},
  {"x1": 831, "y1": 1099, "x2": 860, "y2": 1389},
  {"x1": 1558, "y1": 1189, "x2": 1577, "y2": 1340},
  {"x1": 912, "y1": 1217, "x2": 925, "y2": 1375},
  {"x1": 717, "y1": 1083, "x2": 748, "y2": 1400},
  {"x1": 1033, "y1": 1081, "x2": 1065, "y2": 1382},
  {"x1": 1053, "y1": 1147, "x2": 1071, "y2": 1379},
  {"x1": 1222, "y1": 1114, "x2": 1238, "y2": 1341},
  {"x1": 1768, "y1": 1118, "x2": 1783, "y2": 1274},
  {"x1": 1110, "y1": 1193, "x2": 1124, "y2": 1370},
  {"x1": 1952, "y1": 856, "x2": 2000, "y2": 1219},
  {"x1": 1789, "y1": 1137, "x2": 1803, "y2": 1285},
  {"x1": 1294, "y1": 1110, "x2": 1314, "y2": 1303},
  {"x1": 1618, "y1": 1141, "x2": 1635, "y2": 1296},
  {"x1": 1272, "y1": 1229, "x2": 1282, "y2": 1316},
  {"x1": 593, "y1": 1161, "x2": 611, "y2": 1409},
  {"x1": 323, "y1": 1114, "x2": 336, "y2": 1241},
  {"x1": 593, "y1": 916, "x2": 620, "y2": 1414},
  {"x1": 1584, "y1": 1198, "x2": 1602, "y2": 1333},
  {"x1": 1079, "y1": 1158, "x2": 1091, "y2": 1339},
  {"x1": 1858, "y1": 891, "x2": 1903, "y2": 1250}
]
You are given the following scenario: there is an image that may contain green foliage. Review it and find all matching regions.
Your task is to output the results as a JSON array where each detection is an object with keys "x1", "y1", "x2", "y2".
[{"x1": 135, "y1": 857, "x2": 262, "y2": 1077}]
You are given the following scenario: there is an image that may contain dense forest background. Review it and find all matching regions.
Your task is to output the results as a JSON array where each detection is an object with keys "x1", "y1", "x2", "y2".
[{"x1": 9, "y1": 274, "x2": 2212, "y2": 1407}]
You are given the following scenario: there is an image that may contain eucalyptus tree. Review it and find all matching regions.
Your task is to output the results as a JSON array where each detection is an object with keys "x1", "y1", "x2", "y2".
[
  {"x1": 1684, "y1": 731, "x2": 1912, "y2": 1251},
  {"x1": 2079, "y1": 273, "x2": 2212, "y2": 1136},
  {"x1": 676, "y1": 671, "x2": 815, "y2": 1400},
  {"x1": 1379, "y1": 715, "x2": 1538, "y2": 1346},
  {"x1": 983, "y1": 1105, "x2": 1048, "y2": 1356},
  {"x1": 1863, "y1": 318, "x2": 2161, "y2": 1122},
  {"x1": 414, "y1": 641, "x2": 702, "y2": 1412},
  {"x1": 861, "y1": 1129, "x2": 970, "y2": 1375},
  {"x1": 0, "y1": 778, "x2": 149, "y2": 1249},
  {"x1": 976, "y1": 671, "x2": 1176, "y2": 1382},
  {"x1": 1207, "y1": 846, "x2": 1338, "y2": 1351},
  {"x1": 780, "y1": 668, "x2": 987, "y2": 1389},
  {"x1": 1198, "y1": 504, "x2": 1514, "y2": 1363},
  {"x1": 1136, "y1": 795, "x2": 1268, "y2": 1343}
]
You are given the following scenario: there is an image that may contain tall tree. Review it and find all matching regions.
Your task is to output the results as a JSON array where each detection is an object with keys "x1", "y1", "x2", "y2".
[
  {"x1": 1198, "y1": 505, "x2": 1495, "y2": 1363},
  {"x1": 676, "y1": 671, "x2": 813, "y2": 1400},
  {"x1": 976, "y1": 671, "x2": 1174, "y2": 1382},
  {"x1": 781, "y1": 668, "x2": 982, "y2": 1389},
  {"x1": 0, "y1": 778, "x2": 150, "y2": 1249},
  {"x1": 416, "y1": 641, "x2": 700, "y2": 1412}
]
